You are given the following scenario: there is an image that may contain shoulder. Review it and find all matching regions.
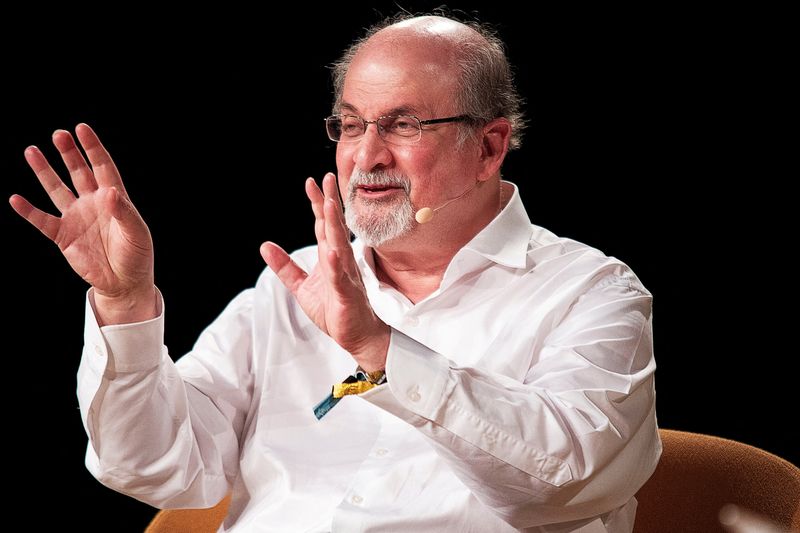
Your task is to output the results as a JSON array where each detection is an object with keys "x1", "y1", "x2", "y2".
[{"x1": 526, "y1": 224, "x2": 650, "y2": 298}]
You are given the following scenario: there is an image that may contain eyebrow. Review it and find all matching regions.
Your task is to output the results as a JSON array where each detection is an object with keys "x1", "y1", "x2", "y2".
[{"x1": 339, "y1": 102, "x2": 422, "y2": 117}]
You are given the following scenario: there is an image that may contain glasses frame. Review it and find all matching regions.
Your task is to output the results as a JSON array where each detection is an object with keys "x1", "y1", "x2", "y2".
[{"x1": 324, "y1": 114, "x2": 471, "y2": 144}]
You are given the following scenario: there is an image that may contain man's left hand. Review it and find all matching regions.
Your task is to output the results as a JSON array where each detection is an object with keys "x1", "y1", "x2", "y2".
[{"x1": 261, "y1": 173, "x2": 390, "y2": 372}]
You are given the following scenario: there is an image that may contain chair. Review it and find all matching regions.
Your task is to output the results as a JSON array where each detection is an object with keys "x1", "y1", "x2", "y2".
[
  {"x1": 145, "y1": 493, "x2": 230, "y2": 533},
  {"x1": 145, "y1": 430, "x2": 800, "y2": 532},
  {"x1": 633, "y1": 429, "x2": 800, "y2": 533}
]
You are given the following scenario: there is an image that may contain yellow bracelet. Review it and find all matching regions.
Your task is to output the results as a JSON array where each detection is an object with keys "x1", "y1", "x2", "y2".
[
  {"x1": 332, "y1": 381, "x2": 377, "y2": 398},
  {"x1": 313, "y1": 368, "x2": 388, "y2": 420}
]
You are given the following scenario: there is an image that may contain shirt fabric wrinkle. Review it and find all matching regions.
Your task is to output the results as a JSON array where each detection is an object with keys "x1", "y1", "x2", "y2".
[{"x1": 77, "y1": 181, "x2": 659, "y2": 532}]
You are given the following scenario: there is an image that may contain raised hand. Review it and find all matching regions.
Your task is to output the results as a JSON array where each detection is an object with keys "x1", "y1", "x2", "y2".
[
  {"x1": 9, "y1": 124, "x2": 156, "y2": 325},
  {"x1": 260, "y1": 173, "x2": 390, "y2": 372}
]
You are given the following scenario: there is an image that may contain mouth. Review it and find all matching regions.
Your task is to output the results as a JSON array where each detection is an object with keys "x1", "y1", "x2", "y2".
[{"x1": 356, "y1": 185, "x2": 404, "y2": 199}]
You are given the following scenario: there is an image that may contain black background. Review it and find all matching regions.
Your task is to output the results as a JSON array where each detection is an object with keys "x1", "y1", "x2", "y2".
[{"x1": 3, "y1": 3, "x2": 790, "y2": 531}]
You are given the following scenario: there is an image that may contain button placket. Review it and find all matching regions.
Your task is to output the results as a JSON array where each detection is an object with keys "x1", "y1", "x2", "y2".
[{"x1": 335, "y1": 411, "x2": 400, "y2": 518}]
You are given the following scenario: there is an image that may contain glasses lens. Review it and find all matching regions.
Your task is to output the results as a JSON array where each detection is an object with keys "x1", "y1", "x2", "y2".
[
  {"x1": 326, "y1": 115, "x2": 367, "y2": 142},
  {"x1": 326, "y1": 116, "x2": 343, "y2": 141},
  {"x1": 325, "y1": 115, "x2": 424, "y2": 143},
  {"x1": 341, "y1": 115, "x2": 366, "y2": 140},
  {"x1": 379, "y1": 116, "x2": 421, "y2": 139}
]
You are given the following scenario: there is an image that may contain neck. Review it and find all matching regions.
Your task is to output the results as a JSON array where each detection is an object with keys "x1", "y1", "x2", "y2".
[
  {"x1": 371, "y1": 180, "x2": 510, "y2": 303},
  {"x1": 371, "y1": 245, "x2": 454, "y2": 304}
]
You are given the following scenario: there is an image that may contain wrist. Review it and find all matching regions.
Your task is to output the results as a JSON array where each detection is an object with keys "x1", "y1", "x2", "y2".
[
  {"x1": 93, "y1": 285, "x2": 158, "y2": 326},
  {"x1": 351, "y1": 323, "x2": 391, "y2": 373}
]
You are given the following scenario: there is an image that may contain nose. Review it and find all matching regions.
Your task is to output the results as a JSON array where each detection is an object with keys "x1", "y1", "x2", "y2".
[{"x1": 353, "y1": 122, "x2": 393, "y2": 172}]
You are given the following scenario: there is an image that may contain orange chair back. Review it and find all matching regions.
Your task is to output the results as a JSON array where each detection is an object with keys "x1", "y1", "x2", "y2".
[
  {"x1": 145, "y1": 493, "x2": 230, "y2": 533},
  {"x1": 633, "y1": 429, "x2": 800, "y2": 533}
]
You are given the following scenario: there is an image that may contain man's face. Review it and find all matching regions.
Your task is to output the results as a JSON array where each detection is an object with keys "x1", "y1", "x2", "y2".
[{"x1": 335, "y1": 42, "x2": 481, "y2": 247}]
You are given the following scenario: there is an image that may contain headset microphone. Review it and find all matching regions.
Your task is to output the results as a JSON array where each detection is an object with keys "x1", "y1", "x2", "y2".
[{"x1": 414, "y1": 182, "x2": 479, "y2": 224}]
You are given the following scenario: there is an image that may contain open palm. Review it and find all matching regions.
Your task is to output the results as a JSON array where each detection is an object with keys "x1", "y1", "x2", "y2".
[
  {"x1": 9, "y1": 124, "x2": 153, "y2": 301},
  {"x1": 260, "y1": 174, "x2": 390, "y2": 372}
]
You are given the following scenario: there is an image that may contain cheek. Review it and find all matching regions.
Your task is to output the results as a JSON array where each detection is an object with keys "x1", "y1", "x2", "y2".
[
  {"x1": 338, "y1": 176, "x2": 350, "y2": 199},
  {"x1": 395, "y1": 145, "x2": 437, "y2": 175},
  {"x1": 409, "y1": 148, "x2": 476, "y2": 200},
  {"x1": 335, "y1": 144, "x2": 354, "y2": 177},
  {"x1": 405, "y1": 146, "x2": 450, "y2": 178}
]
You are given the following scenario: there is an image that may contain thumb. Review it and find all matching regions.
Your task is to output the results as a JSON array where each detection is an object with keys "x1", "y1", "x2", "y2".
[
  {"x1": 261, "y1": 241, "x2": 308, "y2": 295},
  {"x1": 106, "y1": 187, "x2": 138, "y2": 224},
  {"x1": 105, "y1": 187, "x2": 147, "y2": 241}
]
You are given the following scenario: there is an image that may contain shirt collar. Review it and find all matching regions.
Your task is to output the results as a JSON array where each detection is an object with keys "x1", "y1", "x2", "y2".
[
  {"x1": 461, "y1": 181, "x2": 531, "y2": 269},
  {"x1": 353, "y1": 180, "x2": 532, "y2": 281}
]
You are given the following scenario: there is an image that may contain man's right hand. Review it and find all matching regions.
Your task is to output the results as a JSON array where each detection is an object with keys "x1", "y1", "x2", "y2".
[{"x1": 9, "y1": 123, "x2": 157, "y2": 325}]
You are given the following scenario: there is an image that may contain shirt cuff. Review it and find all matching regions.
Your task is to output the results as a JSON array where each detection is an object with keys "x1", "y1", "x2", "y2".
[
  {"x1": 360, "y1": 329, "x2": 454, "y2": 423},
  {"x1": 85, "y1": 287, "x2": 165, "y2": 374}
]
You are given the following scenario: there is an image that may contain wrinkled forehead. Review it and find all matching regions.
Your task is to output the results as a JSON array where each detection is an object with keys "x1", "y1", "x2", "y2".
[{"x1": 341, "y1": 38, "x2": 461, "y2": 118}]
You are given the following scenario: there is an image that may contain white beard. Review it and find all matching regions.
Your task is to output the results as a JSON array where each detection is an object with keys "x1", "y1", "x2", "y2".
[{"x1": 344, "y1": 168, "x2": 414, "y2": 248}]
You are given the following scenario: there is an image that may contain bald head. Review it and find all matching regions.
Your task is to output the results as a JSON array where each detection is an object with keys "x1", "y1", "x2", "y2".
[
  {"x1": 350, "y1": 16, "x2": 483, "y2": 88},
  {"x1": 331, "y1": 13, "x2": 526, "y2": 150},
  {"x1": 365, "y1": 15, "x2": 484, "y2": 52}
]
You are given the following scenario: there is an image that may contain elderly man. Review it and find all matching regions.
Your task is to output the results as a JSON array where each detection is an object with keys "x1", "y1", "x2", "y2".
[{"x1": 10, "y1": 14, "x2": 659, "y2": 533}]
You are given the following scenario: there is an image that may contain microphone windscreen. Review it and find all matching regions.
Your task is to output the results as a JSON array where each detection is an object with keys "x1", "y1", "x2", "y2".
[{"x1": 415, "y1": 207, "x2": 434, "y2": 224}]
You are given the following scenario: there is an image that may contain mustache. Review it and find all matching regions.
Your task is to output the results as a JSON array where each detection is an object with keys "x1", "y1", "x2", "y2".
[{"x1": 348, "y1": 168, "x2": 411, "y2": 196}]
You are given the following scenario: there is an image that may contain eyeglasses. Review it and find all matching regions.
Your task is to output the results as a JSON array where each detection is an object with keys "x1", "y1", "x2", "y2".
[{"x1": 324, "y1": 114, "x2": 470, "y2": 144}]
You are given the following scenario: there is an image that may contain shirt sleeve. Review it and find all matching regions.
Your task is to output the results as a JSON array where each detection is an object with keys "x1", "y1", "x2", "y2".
[
  {"x1": 360, "y1": 273, "x2": 661, "y2": 529},
  {"x1": 77, "y1": 287, "x2": 254, "y2": 509}
]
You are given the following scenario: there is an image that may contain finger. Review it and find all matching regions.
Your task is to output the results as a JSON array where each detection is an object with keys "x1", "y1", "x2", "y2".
[
  {"x1": 325, "y1": 248, "x2": 361, "y2": 297},
  {"x1": 324, "y1": 195, "x2": 351, "y2": 251},
  {"x1": 323, "y1": 195, "x2": 361, "y2": 282},
  {"x1": 260, "y1": 241, "x2": 308, "y2": 295},
  {"x1": 306, "y1": 178, "x2": 327, "y2": 246},
  {"x1": 74, "y1": 123, "x2": 127, "y2": 194},
  {"x1": 322, "y1": 172, "x2": 349, "y2": 236},
  {"x1": 305, "y1": 177, "x2": 325, "y2": 220},
  {"x1": 52, "y1": 129, "x2": 98, "y2": 195},
  {"x1": 322, "y1": 173, "x2": 352, "y2": 252},
  {"x1": 325, "y1": 248, "x2": 347, "y2": 288},
  {"x1": 321, "y1": 171, "x2": 343, "y2": 210},
  {"x1": 9, "y1": 194, "x2": 61, "y2": 241},
  {"x1": 24, "y1": 145, "x2": 77, "y2": 213}
]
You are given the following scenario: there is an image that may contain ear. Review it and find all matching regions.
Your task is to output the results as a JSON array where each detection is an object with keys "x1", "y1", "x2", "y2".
[{"x1": 476, "y1": 118, "x2": 512, "y2": 182}]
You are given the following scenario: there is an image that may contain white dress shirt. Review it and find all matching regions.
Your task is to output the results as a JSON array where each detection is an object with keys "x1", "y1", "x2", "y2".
[{"x1": 78, "y1": 183, "x2": 660, "y2": 533}]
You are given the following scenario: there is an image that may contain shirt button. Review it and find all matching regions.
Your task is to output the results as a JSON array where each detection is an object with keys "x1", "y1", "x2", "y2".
[
  {"x1": 405, "y1": 315, "x2": 419, "y2": 327},
  {"x1": 408, "y1": 391, "x2": 421, "y2": 402},
  {"x1": 94, "y1": 345, "x2": 104, "y2": 357},
  {"x1": 485, "y1": 434, "x2": 496, "y2": 446},
  {"x1": 351, "y1": 495, "x2": 363, "y2": 505},
  {"x1": 376, "y1": 448, "x2": 389, "y2": 457}
]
